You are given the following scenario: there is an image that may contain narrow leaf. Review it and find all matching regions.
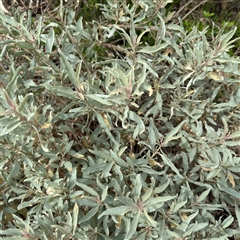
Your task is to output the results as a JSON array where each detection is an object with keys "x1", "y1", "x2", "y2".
[
  {"x1": 144, "y1": 194, "x2": 177, "y2": 206},
  {"x1": 142, "y1": 177, "x2": 155, "y2": 203},
  {"x1": 125, "y1": 212, "x2": 140, "y2": 240},
  {"x1": 221, "y1": 215, "x2": 234, "y2": 229},
  {"x1": 58, "y1": 48, "x2": 81, "y2": 89},
  {"x1": 163, "y1": 120, "x2": 187, "y2": 146},
  {"x1": 17, "y1": 93, "x2": 33, "y2": 112},
  {"x1": 160, "y1": 153, "x2": 183, "y2": 178},
  {"x1": 139, "y1": 42, "x2": 169, "y2": 54},
  {"x1": 98, "y1": 206, "x2": 133, "y2": 219},
  {"x1": 72, "y1": 203, "x2": 79, "y2": 235},
  {"x1": 198, "y1": 188, "x2": 211, "y2": 203},
  {"x1": 46, "y1": 28, "x2": 55, "y2": 53},
  {"x1": 101, "y1": 185, "x2": 108, "y2": 202},
  {"x1": 79, "y1": 206, "x2": 99, "y2": 224},
  {"x1": 129, "y1": 110, "x2": 145, "y2": 138},
  {"x1": 219, "y1": 185, "x2": 240, "y2": 199},
  {"x1": 7, "y1": 160, "x2": 20, "y2": 182},
  {"x1": 235, "y1": 202, "x2": 240, "y2": 228},
  {"x1": 76, "y1": 182, "x2": 99, "y2": 198}
]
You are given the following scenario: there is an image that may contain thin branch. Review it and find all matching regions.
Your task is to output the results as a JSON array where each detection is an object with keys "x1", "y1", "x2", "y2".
[
  {"x1": 181, "y1": 0, "x2": 208, "y2": 21},
  {"x1": 101, "y1": 43, "x2": 129, "y2": 55},
  {"x1": 172, "y1": 0, "x2": 194, "y2": 22}
]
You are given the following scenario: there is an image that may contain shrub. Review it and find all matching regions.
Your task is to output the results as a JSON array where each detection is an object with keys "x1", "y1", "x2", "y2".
[{"x1": 0, "y1": 0, "x2": 240, "y2": 239}]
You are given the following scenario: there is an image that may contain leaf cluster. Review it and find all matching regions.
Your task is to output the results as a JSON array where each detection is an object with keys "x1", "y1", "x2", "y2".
[
  {"x1": 0, "y1": 0, "x2": 240, "y2": 239},
  {"x1": 168, "y1": 0, "x2": 240, "y2": 55}
]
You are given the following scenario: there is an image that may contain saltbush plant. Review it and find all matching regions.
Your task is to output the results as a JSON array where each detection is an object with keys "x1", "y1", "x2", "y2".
[{"x1": 0, "y1": 0, "x2": 240, "y2": 239}]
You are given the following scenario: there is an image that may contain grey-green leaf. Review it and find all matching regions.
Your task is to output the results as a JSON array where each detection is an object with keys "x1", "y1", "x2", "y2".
[{"x1": 46, "y1": 28, "x2": 55, "y2": 53}]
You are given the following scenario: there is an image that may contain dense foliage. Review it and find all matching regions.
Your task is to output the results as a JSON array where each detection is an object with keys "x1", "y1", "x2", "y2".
[
  {"x1": 169, "y1": 0, "x2": 240, "y2": 56},
  {"x1": 0, "y1": 0, "x2": 240, "y2": 239}
]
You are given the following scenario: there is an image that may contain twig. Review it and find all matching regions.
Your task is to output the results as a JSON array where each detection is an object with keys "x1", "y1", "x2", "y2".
[
  {"x1": 181, "y1": 0, "x2": 208, "y2": 21},
  {"x1": 101, "y1": 42, "x2": 129, "y2": 55},
  {"x1": 172, "y1": 0, "x2": 194, "y2": 22}
]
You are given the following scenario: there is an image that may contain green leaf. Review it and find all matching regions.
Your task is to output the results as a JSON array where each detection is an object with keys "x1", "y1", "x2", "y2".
[
  {"x1": 219, "y1": 185, "x2": 240, "y2": 199},
  {"x1": 7, "y1": 160, "x2": 20, "y2": 183},
  {"x1": 215, "y1": 57, "x2": 240, "y2": 64},
  {"x1": 76, "y1": 199, "x2": 98, "y2": 207},
  {"x1": 2, "y1": 89, "x2": 17, "y2": 110},
  {"x1": 181, "y1": 210, "x2": 199, "y2": 231},
  {"x1": 182, "y1": 222, "x2": 198, "y2": 237},
  {"x1": 125, "y1": 212, "x2": 140, "y2": 240},
  {"x1": 98, "y1": 206, "x2": 133, "y2": 219},
  {"x1": 227, "y1": 131, "x2": 240, "y2": 139},
  {"x1": 154, "y1": 178, "x2": 170, "y2": 194},
  {"x1": 0, "y1": 236, "x2": 27, "y2": 240},
  {"x1": 58, "y1": 48, "x2": 82, "y2": 89},
  {"x1": 167, "y1": 23, "x2": 185, "y2": 34},
  {"x1": 43, "y1": 83, "x2": 79, "y2": 100},
  {"x1": 76, "y1": 17, "x2": 92, "y2": 41},
  {"x1": 144, "y1": 194, "x2": 177, "y2": 206},
  {"x1": 86, "y1": 94, "x2": 112, "y2": 106},
  {"x1": 160, "y1": 153, "x2": 183, "y2": 178},
  {"x1": 0, "y1": 118, "x2": 22, "y2": 136},
  {"x1": 173, "y1": 200, "x2": 188, "y2": 213},
  {"x1": 129, "y1": 110, "x2": 145, "y2": 138},
  {"x1": 220, "y1": 27, "x2": 237, "y2": 50},
  {"x1": 0, "y1": 14, "x2": 19, "y2": 26},
  {"x1": 107, "y1": 68, "x2": 129, "y2": 87},
  {"x1": 143, "y1": 208, "x2": 158, "y2": 226},
  {"x1": 32, "y1": 125, "x2": 49, "y2": 152},
  {"x1": 225, "y1": 140, "x2": 240, "y2": 147},
  {"x1": 235, "y1": 202, "x2": 240, "y2": 228},
  {"x1": 79, "y1": 206, "x2": 99, "y2": 224},
  {"x1": 17, "y1": 41, "x2": 34, "y2": 50},
  {"x1": 76, "y1": 182, "x2": 99, "y2": 198},
  {"x1": 133, "y1": 174, "x2": 142, "y2": 200},
  {"x1": 115, "y1": 196, "x2": 136, "y2": 207},
  {"x1": 114, "y1": 25, "x2": 134, "y2": 50},
  {"x1": 142, "y1": 177, "x2": 155, "y2": 203},
  {"x1": 163, "y1": 120, "x2": 187, "y2": 146},
  {"x1": 66, "y1": 211, "x2": 72, "y2": 233},
  {"x1": 95, "y1": 112, "x2": 118, "y2": 145},
  {"x1": 197, "y1": 188, "x2": 211, "y2": 203},
  {"x1": 6, "y1": 66, "x2": 20, "y2": 94},
  {"x1": 110, "y1": 150, "x2": 129, "y2": 168},
  {"x1": 139, "y1": 42, "x2": 169, "y2": 54},
  {"x1": 46, "y1": 28, "x2": 55, "y2": 53},
  {"x1": 17, "y1": 93, "x2": 33, "y2": 112},
  {"x1": 101, "y1": 185, "x2": 108, "y2": 202},
  {"x1": 221, "y1": 215, "x2": 234, "y2": 229}
]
